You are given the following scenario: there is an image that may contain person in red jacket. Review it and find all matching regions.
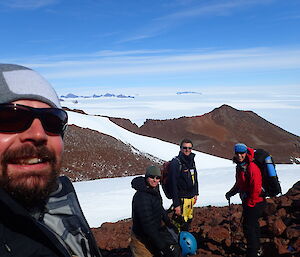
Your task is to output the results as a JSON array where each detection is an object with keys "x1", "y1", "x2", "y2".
[{"x1": 225, "y1": 143, "x2": 266, "y2": 257}]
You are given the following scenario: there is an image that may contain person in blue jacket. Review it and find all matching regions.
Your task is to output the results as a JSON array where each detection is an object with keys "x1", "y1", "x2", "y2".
[{"x1": 169, "y1": 139, "x2": 199, "y2": 231}]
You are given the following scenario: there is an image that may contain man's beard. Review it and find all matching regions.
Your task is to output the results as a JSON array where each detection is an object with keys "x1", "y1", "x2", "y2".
[{"x1": 0, "y1": 144, "x2": 60, "y2": 209}]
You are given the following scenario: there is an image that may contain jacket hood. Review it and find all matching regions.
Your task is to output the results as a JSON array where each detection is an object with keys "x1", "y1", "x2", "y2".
[
  {"x1": 131, "y1": 176, "x2": 147, "y2": 191},
  {"x1": 131, "y1": 176, "x2": 160, "y2": 195},
  {"x1": 247, "y1": 147, "x2": 255, "y2": 161}
]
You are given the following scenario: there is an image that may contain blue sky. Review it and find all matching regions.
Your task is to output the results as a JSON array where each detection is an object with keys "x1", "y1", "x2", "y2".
[{"x1": 1, "y1": 0, "x2": 300, "y2": 94}]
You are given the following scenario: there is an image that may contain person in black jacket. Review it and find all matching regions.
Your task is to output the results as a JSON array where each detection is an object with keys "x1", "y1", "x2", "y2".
[
  {"x1": 169, "y1": 139, "x2": 198, "y2": 231},
  {"x1": 130, "y1": 166, "x2": 182, "y2": 257},
  {"x1": 0, "y1": 64, "x2": 101, "y2": 257}
]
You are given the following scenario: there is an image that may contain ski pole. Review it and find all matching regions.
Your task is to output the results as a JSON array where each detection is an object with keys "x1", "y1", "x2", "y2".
[{"x1": 228, "y1": 198, "x2": 233, "y2": 244}]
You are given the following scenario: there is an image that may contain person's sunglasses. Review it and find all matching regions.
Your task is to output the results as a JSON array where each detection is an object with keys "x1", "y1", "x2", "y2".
[
  {"x1": 148, "y1": 175, "x2": 161, "y2": 180},
  {"x1": 0, "y1": 104, "x2": 68, "y2": 135},
  {"x1": 235, "y1": 152, "x2": 246, "y2": 155},
  {"x1": 182, "y1": 146, "x2": 192, "y2": 150}
]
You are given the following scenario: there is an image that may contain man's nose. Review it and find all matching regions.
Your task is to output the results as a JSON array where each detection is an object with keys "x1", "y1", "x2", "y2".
[{"x1": 19, "y1": 118, "x2": 47, "y2": 144}]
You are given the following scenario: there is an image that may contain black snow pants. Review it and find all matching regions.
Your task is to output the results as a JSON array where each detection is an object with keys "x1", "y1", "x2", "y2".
[{"x1": 242, "y1": 201, "x2": 265, "y2": 257}]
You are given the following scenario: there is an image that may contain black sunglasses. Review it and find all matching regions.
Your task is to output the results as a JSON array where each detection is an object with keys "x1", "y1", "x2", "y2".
[
  {"x1": 235, "y1": 152, "x2": 246, "y2": 154},
  {"x1": 148, "y1": 175, "x2": 161, "y2": 180},
  {"x1": 182, "y1": 146, "x2": 192, "y2": 150},
  {"x1": 0, "y1": 104, "x2": 68, "y2": 135}
]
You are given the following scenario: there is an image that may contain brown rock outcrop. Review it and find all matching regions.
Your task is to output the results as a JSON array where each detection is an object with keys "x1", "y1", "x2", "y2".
[{"x1": 61, "y1": 125, "x2": 163, "y2": 181}]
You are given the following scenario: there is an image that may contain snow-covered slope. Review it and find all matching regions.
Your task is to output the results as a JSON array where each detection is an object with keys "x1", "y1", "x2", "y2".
[{"x1": 68, "y1": 111, "x2": 232, "y2": 169}]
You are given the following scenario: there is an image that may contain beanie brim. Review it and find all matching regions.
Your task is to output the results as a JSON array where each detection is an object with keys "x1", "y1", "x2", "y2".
[
  {"x1": 0, "y1": 64, "x2": 61, "y2": 108},
  {"x1": 145, "y1": 166, "x2": 161, "y2": 177}
]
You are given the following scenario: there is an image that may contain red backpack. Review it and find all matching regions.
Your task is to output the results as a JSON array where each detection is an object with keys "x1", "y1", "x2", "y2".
[{"x1": 161, "y1": 157, "x2": 181, "y2": 199}]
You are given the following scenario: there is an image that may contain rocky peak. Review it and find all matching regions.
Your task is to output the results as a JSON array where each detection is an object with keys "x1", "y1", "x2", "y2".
[{"x1": 110, "y1": 105, "x2": 300, "y2": 163}]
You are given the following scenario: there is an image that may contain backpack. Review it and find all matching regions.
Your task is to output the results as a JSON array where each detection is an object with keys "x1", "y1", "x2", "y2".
[
  {"x1": 253, "y1": 149, "x2": 282, "y2": 197},
  {"x1": 161, "y1": 157, "x2": 181, "y2": 199},
  {"x1": 45, "y1": 176, "x2": 102, "y2": 257}
]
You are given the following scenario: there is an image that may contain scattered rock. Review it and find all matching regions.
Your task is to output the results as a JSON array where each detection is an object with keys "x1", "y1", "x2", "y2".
[
  {"x1": 268, "y1": 218, "x2": 287, "y2": 236},
  {"x1": 207, "y1": 226, "x2": 229, "y2": 243}
]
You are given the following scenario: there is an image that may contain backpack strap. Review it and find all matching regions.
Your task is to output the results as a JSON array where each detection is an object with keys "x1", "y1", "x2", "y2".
[
  {"x1": 173, "y1": 157, "x2": 182, "y2": 171},
  {"x1": 42, "y1": 176, "x2": 102, "y2": 257}
]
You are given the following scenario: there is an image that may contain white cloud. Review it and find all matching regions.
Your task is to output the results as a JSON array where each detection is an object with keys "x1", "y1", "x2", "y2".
[
  {"x1": 1, "y1": 0, "x2": 58, "y2": 9},
  {"x1": 120, "y1": 0, "x2": 276, "y2": 43},
  {"x1": 18, "y1": 46, "x2": 300, "y2": 79},
  {"x1": 159, "y1": 0, "x2": 274, "y2": 20}
]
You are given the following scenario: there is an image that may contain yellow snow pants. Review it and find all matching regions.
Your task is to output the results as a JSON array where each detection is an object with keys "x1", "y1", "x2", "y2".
[{"x1": 172, "y1": 197, "x2": 196, "y2": 231}]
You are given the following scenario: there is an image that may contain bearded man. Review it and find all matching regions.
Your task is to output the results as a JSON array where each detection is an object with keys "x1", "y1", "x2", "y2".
[{"x1": 0, "y1": 64, "x2": 102, "y2": 257}]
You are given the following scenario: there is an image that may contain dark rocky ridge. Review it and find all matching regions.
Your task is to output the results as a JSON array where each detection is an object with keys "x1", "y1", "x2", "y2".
[
  {"x1": 61, "y1": 125, "x2": 162, "y2": 181},
  {"x1": 92, "y1": 181, "x2": 300, "y2": 257},
  {"x1": 109, "y1": 104, "x2": 300, "y2": 164}
]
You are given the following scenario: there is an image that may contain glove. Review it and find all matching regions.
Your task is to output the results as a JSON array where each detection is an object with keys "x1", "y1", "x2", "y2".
[
  {"x1": 165, "y1": 219, "x2": 179, "y2": 235},
  {"x1": 225, "y1": 192, "x2": 232, "y2": 200},
  {"x1": 160, "y1": 244, "x2": 181, "y2": 257},
  {"x1": 226, "y1": 187, "x2": 239, "y2": 200},
  {"x1": 174, "y1": 206, "x2": 181, "y2": 216},
  {"x1": 239, "y1": 192, "x2": 248, "y2": 201}
]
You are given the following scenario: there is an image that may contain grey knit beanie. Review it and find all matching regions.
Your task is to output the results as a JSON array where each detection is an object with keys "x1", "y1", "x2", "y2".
[
  {"x1": 145, "y1": 166, "x2": 161, "y2": 178},
  {"x1": 0, "y1": 64, "x2": 61, "y2": 108}
]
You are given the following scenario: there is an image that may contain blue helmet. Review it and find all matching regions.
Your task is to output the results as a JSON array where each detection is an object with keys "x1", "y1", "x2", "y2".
[{"x1": 179, "y1": 231, "x2": 197, "y2": 256}]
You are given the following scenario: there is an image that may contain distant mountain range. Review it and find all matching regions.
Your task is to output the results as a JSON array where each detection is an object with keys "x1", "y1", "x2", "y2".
[
  {"x1": 61, "y1": 91, "x2": 203, "y2": 99},
  {"x1": 176, "y1": 91, "x2": 202, "y2": 95},
  {"x1": 60, "y1": 93, "x2": 135, "y2": 99}
]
